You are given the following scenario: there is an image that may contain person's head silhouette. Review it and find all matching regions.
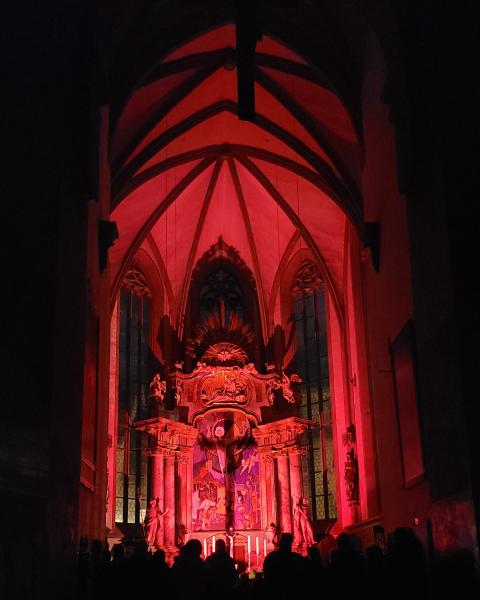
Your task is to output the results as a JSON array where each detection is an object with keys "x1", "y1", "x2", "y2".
[
  {"x1": 215, "y1": 539, "x2": 227, "y2": 554},
  {"x1": 279, "y1": 533, "x2": 293, "y2": 551}
]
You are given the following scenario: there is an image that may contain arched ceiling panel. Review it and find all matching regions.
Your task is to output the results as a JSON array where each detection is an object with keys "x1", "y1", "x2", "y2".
[
  {"x1": 135, "y1": 111, "x2": 313, "y2": 176},
  {"x1": 236, "y1": 158, "x2": 346, "y2": 297},
  {"x1": 192, "y1": 160, "x2": 256, "y2": 277},
  {"x1": 163, "y1": 24, "x2": 307, "y2": 65},
  {"x1": 111, "y1": 69, "x2": 200, "y2": 160},
  {"x1": 234, "y1": 157, "x2": 296, "y2": 309},
  {"x1": 148, "y1": 164, "x2": 215, "y2": 305},
  {"x1": 117, "y1": 66, "x2": 337, "y2": 175},
  {"x1": 109, "y1": 23, "x2": 366, "y2": 325},
  {"x1": 253, "y1": 79, "x2": 334, "y2": 168},
  {"x1": 110, "y1": 159, "x2": 209, "y2": 285},
  {"x1": 126, "y1": 67, "x2": 238, "y2": 166},
  {"x1": 260, "y1": 67, "x2": 358, "y2": 143}
]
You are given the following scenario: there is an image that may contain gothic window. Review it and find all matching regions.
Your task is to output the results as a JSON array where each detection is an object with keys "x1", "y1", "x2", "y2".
[
  {"x1": 115, "y1": 268, "x2": 151, "y2": 525},
  {"x1": 199, "y1": 267, "x2": 244, "y2": 323},
  {"x1": 293, "y1": 261, "x2": 337, "y2": 521}
]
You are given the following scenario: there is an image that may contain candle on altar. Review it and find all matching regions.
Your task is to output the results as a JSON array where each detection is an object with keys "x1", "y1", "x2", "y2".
[
  {"x1": 212, "y1": 535, "x2": 216, "y2": 553},
  {"x1": 255, "y1": 537, "x2": 259, "y2": 567},
  {"x1": 203, "y1": 539, "x2": 207, "y2": 557},
  {"x1": 247, "y1": 535, "x2": 251, "y2": 571},
  {"x1": 263, "y1": 539, "x2": 267, "y2": 558}
]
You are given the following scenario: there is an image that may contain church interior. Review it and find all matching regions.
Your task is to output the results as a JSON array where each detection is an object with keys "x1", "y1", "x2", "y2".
[{"x1": 3, "y1": 1, "x2": 479, "y2": 596}]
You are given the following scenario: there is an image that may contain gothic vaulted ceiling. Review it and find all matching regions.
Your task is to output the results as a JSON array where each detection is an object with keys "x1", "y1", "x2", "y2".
[{"x1": 110, "y1": 24, "x2": 364, "y2": 333}]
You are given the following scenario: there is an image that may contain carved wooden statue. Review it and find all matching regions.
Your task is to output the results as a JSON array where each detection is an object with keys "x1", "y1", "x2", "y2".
[
  {"x1": 293, "y1": 496, "x2": 315, "y2": 547},
  {"x1": 148, "y1": 373, "x2": 166, "y2": 405},
  {"x1": 145, "y1": 498, "x2": 168, "y2": 548}
]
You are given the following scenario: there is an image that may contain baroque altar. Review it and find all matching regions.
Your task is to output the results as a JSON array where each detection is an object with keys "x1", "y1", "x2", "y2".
[{"x1": 135, "y1": 341, "x2": 315, "y2": 563}]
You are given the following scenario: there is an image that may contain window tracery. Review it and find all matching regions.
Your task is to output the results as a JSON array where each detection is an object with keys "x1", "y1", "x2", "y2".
[
  {"x1": 123, "y1": 266, "x2": 152, "y2": 297},
  {"x1": 115, "y1": 268, "x2": 151, "y2": 525},
  {"x1": 199, "y1": 267, "x2": 244, "y2": 323},
  {"x1": 292, "y1": 260, "x2": 336, "y2": 521}
]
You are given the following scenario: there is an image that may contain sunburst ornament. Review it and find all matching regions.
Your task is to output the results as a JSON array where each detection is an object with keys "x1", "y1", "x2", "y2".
[
  {"x1": 186, "y1": 311, "x2": 256, "y2": 365},
  {"x1": 202, "y1": 342, "x2": 248, "y2": 365}
]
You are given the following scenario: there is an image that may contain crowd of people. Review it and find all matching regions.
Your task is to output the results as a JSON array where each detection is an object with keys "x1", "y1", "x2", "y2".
[{"x1": 78, "y1": 528, "x2": 479, "y2": 600}]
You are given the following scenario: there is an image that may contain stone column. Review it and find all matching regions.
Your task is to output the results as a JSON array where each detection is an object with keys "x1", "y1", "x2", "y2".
[
  {"x1": 275, "y1": 450, "x2": 292, "y2": 534},
  {"x1": 288, "y1": 447, "x2": 303, "y2": 545},
  {"x1": 177, "y1": 454, "x2": 188, "y2": 545},
  {"x1": 185, "y1": 455, "x2": 193, "y2": 536},
  {"x1": 260, "y1": 452, "x2": 277, "y2": 550},
  {"x1": 258, "y1": 451, "x2": 269, "y2": 529},
  {"x1": 264, "y1": 453, "x2": 276, "y2": 527},
  {"x1": 151, "y1": 453, "x2": 165, "y2": 503},
  {"x1": 151, "y1": 452, "x2": 165, "y2": 546},
  {"x1": 164, "y1": 453, "x2": 176, "y2": 547}
]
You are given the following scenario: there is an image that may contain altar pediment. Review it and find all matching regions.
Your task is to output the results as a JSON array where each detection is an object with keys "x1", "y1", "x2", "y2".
[{"x1": 171, "y1": 362, "x2": 281, "y2": 424}]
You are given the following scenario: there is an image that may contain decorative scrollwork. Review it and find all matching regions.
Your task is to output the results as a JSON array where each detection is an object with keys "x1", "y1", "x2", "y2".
[{"x1": 199, "y1": 369, "x2": 248, "y2": 406}]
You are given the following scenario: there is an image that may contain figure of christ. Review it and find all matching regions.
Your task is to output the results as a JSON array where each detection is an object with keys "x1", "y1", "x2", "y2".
[
  {"x1": 145, "y1": 498, "x2": 168, "y2": 548},
  {"x1": 225, "y1": 526, "x2": 239, "y2": 557}
]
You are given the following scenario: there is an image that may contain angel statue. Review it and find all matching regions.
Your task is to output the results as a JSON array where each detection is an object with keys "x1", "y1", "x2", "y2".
[
  {"x1": 148, "y1": 373, "x2": 166, "y2": 405},
  {"x1": 272, "y1": 371, "x2": 302, "y2": 403}
]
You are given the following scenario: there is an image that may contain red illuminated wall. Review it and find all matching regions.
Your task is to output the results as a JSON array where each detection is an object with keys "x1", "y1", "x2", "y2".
[{"x1": 357, "y1": 31, "x2": 431, "y2": 543}]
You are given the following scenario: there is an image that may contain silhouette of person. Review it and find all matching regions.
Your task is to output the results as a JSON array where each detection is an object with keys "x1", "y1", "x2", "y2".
[
  {"x1": 170, "y1": 539, "x2": 212, "y2": 600},
  {"x1": 205, "y1": 539, "x2": 238, "y2": 592},
  {"x1": 263, "y1": 533, "x2": 309, "y2": 598}
]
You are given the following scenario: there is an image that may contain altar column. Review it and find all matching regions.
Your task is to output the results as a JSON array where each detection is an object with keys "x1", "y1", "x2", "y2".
[
  {"x1": 258, "y1": 451, "x2": 269, "y2": 529},
  {"x1": 177, "y1": 453, "x2": 189, "y2": 544},
  {"x1": 263, "y1": 453, "x2": 276, "y2": 528},
  {"x1": 185, "y1": 454, "x2": 193, "y2": 536},
  {"x1": 288, "y1": 447, "x2": 303, "y2": 545},
  {"x1": 275, "y1": 450, "x2": 292, "y2": 534},
  {"x1": 164, "y1": 452, "x2": 176, "y2": 547},
  {"x1": 151, "y1": 452, "x2": 165, "y2": 546}
]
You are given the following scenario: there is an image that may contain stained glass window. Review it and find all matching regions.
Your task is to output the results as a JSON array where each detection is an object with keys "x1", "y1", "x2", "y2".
[
  {"x1": 293, "y1": 263, "x2": 337, "y2": 520},
  {"x1": 199, "y1": 267, "x2": 244, "y2": 323},
  {"x1": 115, "y1": 271, "x2": 151, "y2": 525}
]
